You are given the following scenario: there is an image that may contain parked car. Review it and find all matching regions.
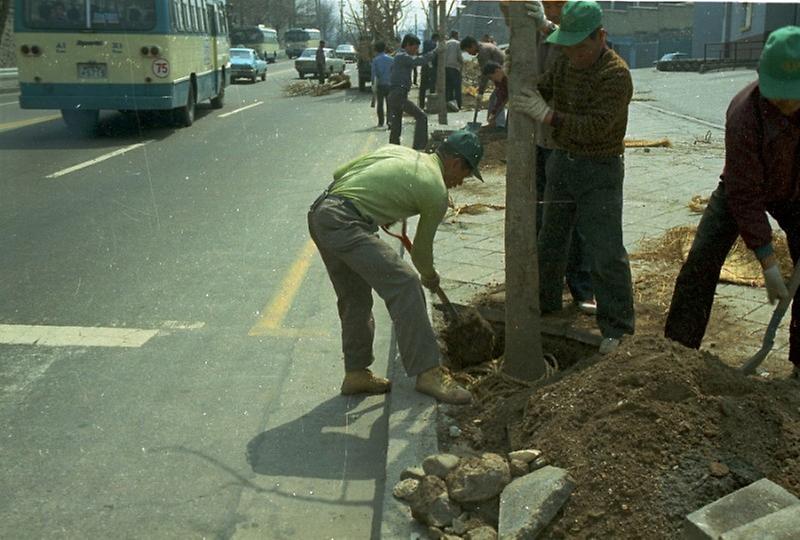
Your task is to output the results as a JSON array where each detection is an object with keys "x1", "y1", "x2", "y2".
[
  {"x1": 335, "y1": 43, "x2": 357, "y2": 63},
  {"x1": 655, "y1": 52, "x2": 689, "y2": 64},
  {"x1": 229, "y1": 47, "x2": 268, "y2": 83},
  {"x1": 295, "y1": 48, "x2": 346, "y2": 79}
]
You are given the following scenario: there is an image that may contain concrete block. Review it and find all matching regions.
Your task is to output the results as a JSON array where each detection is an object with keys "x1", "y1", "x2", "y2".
[
  {"x1": 683, "y1": 479, "x2": 800, "y2": 540},
  {"x1": 498, "y1": 465, "x2": 575, "y2": 539},
  {"x1": 720, "y1": 505, "x2": 800, "y2": 540}
]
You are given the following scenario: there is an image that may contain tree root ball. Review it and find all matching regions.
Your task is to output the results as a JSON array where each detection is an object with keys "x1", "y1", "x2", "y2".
[{"x1": 442, "y1": 307, "x2": 496, "y2": 370}]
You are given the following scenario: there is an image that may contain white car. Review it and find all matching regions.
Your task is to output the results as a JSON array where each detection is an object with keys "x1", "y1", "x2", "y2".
[
  {"x1": 335, "y1": 43, "x2": 357, "y2": 62},
  {"x1": 295, "y1": 48, "x2": 346, "y2": 79}
]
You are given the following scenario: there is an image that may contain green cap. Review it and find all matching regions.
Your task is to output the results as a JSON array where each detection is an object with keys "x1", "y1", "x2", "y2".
[
  {"x1": 546, "y1": 1, "x2": 602, "y2": 47},
  {"x1": 758, "y1": 26, "x2": 800, "y2": 100},
  {"x1": 443, "y1": 129, "x2": 484, "y2": 181}
]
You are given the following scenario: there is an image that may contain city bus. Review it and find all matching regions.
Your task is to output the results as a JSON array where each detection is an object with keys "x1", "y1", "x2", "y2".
[
  {"x1": 230, "y1": 25, "x2": 278, "y2": 63},
  {"x1": 284, "y1": 27, "x2": 320, "y2": 59},
  {"x1": 14, "y1": 0, "x2": 231, "y2": 135}
]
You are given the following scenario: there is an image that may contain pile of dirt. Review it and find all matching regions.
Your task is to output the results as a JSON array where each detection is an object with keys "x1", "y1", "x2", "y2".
[
  {"x1": 440, "y1": 307, "x2": 496, "y2": 371},
  {"x1": 453, "y1": 335, "x2": 800, "y2": 539}
]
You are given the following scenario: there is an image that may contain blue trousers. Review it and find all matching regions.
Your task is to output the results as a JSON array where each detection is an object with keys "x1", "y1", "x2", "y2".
[
  {"x1": 536, "y1": 147, "x2": 594, "y2": 304},
  {"x1": 538, "y1": 149, "x2": 634, "y2": 338}
]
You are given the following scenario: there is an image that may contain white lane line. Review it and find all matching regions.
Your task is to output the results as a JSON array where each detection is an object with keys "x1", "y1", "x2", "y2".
[
  {"x1": 45, "y1": 141, "x2": 152, "y2": 179},
  {"x1": 0, "y1": 100, "x2": 19, "y2": 107},
  {"x1": 0, "y1": 324, "x2": 158, "y2": 348},
  {"x1": 219, "y1": 101, "x2": 264, "y2": 118}
]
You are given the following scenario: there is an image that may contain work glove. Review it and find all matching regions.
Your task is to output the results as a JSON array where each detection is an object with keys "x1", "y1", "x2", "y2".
[
  {"x1": 763, "y1": 264, "x2": 790, "y2": 304},
  {"x1": 509, "y1": 88, "x2": 551, "y2": 123},
  {"x1": 420, "y1": 272, "x2": 441, "y2": 293},
  {"x1": 524, "y1": 1, "x2": 549, "y2": 29}
]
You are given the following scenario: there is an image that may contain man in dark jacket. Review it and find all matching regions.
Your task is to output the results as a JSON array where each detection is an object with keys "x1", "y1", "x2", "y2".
[
  {"x1": 388, "y1": 34, "x2": 438, "y2": 150},
  {"x1": 315, "y1": 40, "x2": 326, "y2": 84},
  {"x1": 665, "y1": 26, "x2": 800, "y2": 380},
  {"x1": 418, "y1": 33, "x2": 439, "y2": 109}
]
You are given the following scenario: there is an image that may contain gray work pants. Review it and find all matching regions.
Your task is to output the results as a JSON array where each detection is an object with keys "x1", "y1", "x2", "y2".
[
  {"x1": 307, "y1": 196, "x2": 441, "y2": 376},
  {"x1": 538, "y1": 150, "x2": 635, "y2": 338},
  {"x1": 388, "y1": 88, "x2": 428, "y2": 150}
]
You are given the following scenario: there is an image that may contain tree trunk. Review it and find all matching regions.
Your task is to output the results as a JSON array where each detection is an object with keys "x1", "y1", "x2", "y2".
[
  {"x1": 0, "y1": 0, "x2": 10, "y2": 51},
  {"x1": 503, "y1": 2, "x2": 545, "y2": 380},
  {"x1": 436, "y1": 0, "x2": 447, "y2": 124}
]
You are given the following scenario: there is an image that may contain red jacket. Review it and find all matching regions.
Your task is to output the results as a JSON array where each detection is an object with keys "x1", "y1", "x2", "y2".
[{"x1": 722, "y1": 81, "x2": 800, "y2": 256}]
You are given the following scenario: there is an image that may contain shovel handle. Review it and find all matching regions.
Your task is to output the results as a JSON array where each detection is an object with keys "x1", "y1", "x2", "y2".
[
  {"x1": 741, "y1": 261, "x2": 800, "y2": 374},
  {"x1": 435, "y1": 286, "x2": 460, "y2": 321}
]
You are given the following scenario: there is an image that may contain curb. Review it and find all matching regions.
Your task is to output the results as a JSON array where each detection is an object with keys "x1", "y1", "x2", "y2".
[{"x1": 379, "y1": 238, "x2": 440, "y2": 539}]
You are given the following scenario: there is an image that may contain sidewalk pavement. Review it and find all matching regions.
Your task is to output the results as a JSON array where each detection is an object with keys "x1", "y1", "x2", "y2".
[{"x1": 378, "y1": 70, "x2": 792, "y2": 537}]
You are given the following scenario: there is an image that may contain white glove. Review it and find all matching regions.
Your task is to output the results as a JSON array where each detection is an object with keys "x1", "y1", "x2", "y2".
[
  {"x1": 420, "y1": 272, "x2": 441, "y2": 292},
  {"x1": 524, "y1": 1, "x2": 549, "y2": 29},
  {"x1": 509, "y1": 88, "x2": 551, "y2": 122},
  {"x1": 763, "y1": 264, "x2": 790, "y2": 304}
]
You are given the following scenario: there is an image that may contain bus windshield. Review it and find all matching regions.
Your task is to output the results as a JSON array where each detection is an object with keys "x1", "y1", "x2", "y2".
[
  {"x1": 285, "y1": 29, "x2": 308, "y2": 42},
  {"x1": 23, "y1": 0, "x2": 157, "y2": 31},
  {"x1": 231, "y1": 28, "x2": 264, "y2": 44}
]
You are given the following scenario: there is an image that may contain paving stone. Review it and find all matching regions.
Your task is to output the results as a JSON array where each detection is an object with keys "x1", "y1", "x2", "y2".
[
  {"x1": 720, "y1": 505, "x2": 800, "y2": 540},
  {"x1": 683, "y1": 478, "x2": 800, "y2": 540},
  {"x1": 498, "y1": 466, "x2": 576, "y2": 539}
]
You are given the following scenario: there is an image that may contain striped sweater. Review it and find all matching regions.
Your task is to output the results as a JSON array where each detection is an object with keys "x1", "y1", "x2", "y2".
[{"x1": 538, "y1": 48, "x2": 633, "y2": 158}]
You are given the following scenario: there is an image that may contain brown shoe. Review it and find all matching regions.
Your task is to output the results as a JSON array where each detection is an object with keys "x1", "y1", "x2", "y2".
[
  {"x1": 341, "y1": 369, "x2": 391, "y2": 395},
  {"x1": 415, "y1": 367, "x2": 472, "y2": 405}
]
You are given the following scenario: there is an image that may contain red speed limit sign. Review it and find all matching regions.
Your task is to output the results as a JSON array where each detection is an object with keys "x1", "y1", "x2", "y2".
[{"x1": 152, "y1": 58, "x2": 170, "y2": 78}]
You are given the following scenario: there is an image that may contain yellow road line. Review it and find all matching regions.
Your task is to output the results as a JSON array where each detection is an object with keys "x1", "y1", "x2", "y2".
[
  {"x1": 248, "y1": 132, "x2": 377, "y2": 338},
  {"x1": 248, "y1": 239, "x2": 318, "y2": 336},
  {"x1": 0, "y1": 114, "x2": 61, "y2": 132}
]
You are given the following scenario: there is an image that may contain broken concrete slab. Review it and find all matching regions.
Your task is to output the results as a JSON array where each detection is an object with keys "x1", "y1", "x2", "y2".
[
  {"x1": 498, "y1": 465, "x2": 576, "y2": 539},
  {"x1": 684, "y1": 478, "x2": 800, "y2": 540},
  {"x1": 423, "y1": 453, "x2": 461, "y2": 479},
  {"x1": 720, "y1": 504, "x2": 800, "y2": 540}
]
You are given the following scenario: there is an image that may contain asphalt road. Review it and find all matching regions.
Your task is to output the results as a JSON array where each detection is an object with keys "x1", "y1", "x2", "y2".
[{"x1": 0, "y1": 60, "x2": 397, "y2": 539}]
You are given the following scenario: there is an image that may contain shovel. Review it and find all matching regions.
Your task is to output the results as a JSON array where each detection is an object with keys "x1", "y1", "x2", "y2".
[
  {"x1": 740, "y1": 261, "x2": 800, "y2": 375},
  {"x1": 380, "y1": 224, "x2": 475, "y2": 324},
  {"x1": 466, "y1": 90, "x2": 484, "y2": 132}
]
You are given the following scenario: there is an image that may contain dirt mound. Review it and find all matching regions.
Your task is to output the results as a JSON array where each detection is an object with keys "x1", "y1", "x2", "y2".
[{"x1": 504, "y1": 335, "x2": 800, "y2": 538}]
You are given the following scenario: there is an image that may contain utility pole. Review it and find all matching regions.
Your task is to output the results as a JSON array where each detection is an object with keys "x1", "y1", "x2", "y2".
[
  {"x1": 339, "y1": 0, "x2": 344, "y2": 40},
  {"x1": 503, "y1": 1, "x2": 546, "y2": 380},
  {"x1": 436, "y1": 0, "x2": 447, "y2": 124}
]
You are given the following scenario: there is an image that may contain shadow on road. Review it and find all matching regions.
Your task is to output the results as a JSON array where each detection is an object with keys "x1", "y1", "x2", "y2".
[
  {"x1": 0, "y1": 106, "x2": 218, "y2": 151},
  {"x1": 246, "y1": 396, "x2": 388, "y2": 481}
]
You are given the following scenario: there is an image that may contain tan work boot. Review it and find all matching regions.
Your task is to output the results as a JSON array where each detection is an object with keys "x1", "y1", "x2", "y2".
[
  {"x1": 415, "y1": 367, "x2": 472, "y2": 405},
  {"x1": 341, "y1": 369, "x2": 391, "y2": 395}
]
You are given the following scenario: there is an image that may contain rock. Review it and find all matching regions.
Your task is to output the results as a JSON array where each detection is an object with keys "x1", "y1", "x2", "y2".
[
  {"x1": 529, "y1": 456, "x2": 549, "y2": 472},
  {"x1": 684, "y1": 478, "x2": 800, "y2": 540},
  {"x1": 462, "y1": 498, "x2": 500, "y2": 527},
  {"x1": 427, "y1": 526, "x2": 444, "y2": 539},
  {"x1": 449, "y1": 425, "x2": 463, "y2": 438},
  {"x1": 410, "y1": 476, "x2": 462, "y2": 528},
  {"x1": 447, "y1": 453, "x2": 511, "y2": 503},
  {"x1": 451, "y1": 515, "x2": 469, "y2": 535},
  {"x1": 464, "y1": 525, "x2": 498, "y2": 540},
  {"x1": 507, "y1": 449, "x2": 542, "y2": 464},
  {"x1": 498, "y1": 466, "x2": 576, "y2": 539},
  {"x1": 424, "y1": 454, "x2": 462, "y2": 479},
  {"x1": 393, "y1": 478, "x2": 420, "y2": 501},
  {"x1": 401, "y1": 466, "x2": 427, "y2": 481},
  {"x1": 509, "y1": 459, "x2": 528, "y2": 478},
  {"x1": 708, "y1": 462, "x2": 730, "y2": 478},
  {"x1": 442, "y1": 536, "x2": 462, "y2": 540},
  {"x1": 720, "y1": 504, "x2": 800, "y2": 539}
]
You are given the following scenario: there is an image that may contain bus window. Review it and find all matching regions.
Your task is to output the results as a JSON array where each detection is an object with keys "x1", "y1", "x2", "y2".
[{"x1": 24, "y1": 0, "x2": 156, "y2": 30}]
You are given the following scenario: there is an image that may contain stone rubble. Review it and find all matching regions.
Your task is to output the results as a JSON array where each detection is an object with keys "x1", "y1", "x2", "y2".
[{"x1": 394, "y1": 450, "x2": 567, "y2": 538}]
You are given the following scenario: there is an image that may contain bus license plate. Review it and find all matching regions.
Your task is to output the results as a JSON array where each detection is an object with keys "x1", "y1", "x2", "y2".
[{"x1": 77, "y1": 63, "x2": 108, "y2": 79}]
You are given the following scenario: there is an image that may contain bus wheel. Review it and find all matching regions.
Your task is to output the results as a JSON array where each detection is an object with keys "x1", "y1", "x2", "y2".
[
  {"x1": 210, "y1": 85, "x2": 225, "y2": 109},
  {"x1": 174, "y1": 85, "x2": 196, "y2": 127},
  {"x1": 61, "y1": 109, "x2": 99, "y2": 136}
]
